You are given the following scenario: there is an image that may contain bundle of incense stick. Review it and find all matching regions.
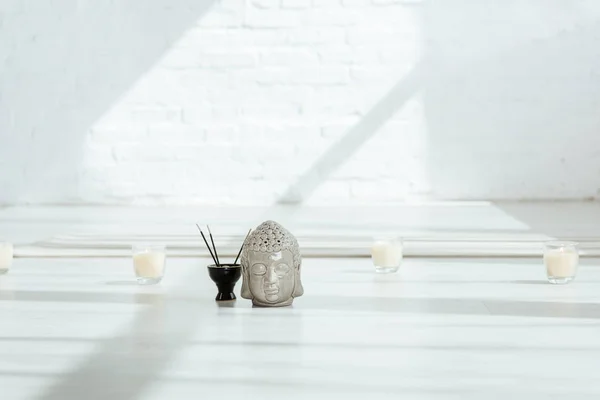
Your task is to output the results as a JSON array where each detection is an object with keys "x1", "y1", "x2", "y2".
[{"x1": 196, "y1": 224, "x2": 251, "y2": 267}]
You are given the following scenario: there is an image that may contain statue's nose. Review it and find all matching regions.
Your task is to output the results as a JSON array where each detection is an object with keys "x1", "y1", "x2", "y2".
[{"x1": 266, "y1": 268, "x2": 278, "y2": 283}]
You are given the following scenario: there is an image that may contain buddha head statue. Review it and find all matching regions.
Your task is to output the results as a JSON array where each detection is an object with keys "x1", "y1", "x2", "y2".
[{"x1": 240, "y1": 220, "x2": 303, "y2": 307}]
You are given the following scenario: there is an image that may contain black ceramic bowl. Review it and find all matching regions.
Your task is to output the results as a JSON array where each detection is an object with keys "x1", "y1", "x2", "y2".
[{"x1": 207, "y1": 264, "x2": 242, "y2": 301}]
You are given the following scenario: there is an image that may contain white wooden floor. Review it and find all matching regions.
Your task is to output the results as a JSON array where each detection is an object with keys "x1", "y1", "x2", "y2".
[
  {"x1": 1, "y1": 201, "x2": 600, "y2": 257},
  {"x1": 1, "y1": 202, "x2": 600, "y2": 399}
]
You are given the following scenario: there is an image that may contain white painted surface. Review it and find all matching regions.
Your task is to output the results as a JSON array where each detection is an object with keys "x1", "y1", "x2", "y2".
[
  {"x1": 2, "y1": 2, "x2": 600, "y2": 205},
  {"x1": 2, "y1": 257, "x2": 600, "y2": 399}
]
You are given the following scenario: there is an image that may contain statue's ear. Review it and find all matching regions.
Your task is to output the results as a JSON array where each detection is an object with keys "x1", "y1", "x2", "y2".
[
  {"x1": 293, "y1": 259, "x2": 304, "y2": 297},
  {"x1": 240, "y1": 254, "x2": 252, "y2": 299}
]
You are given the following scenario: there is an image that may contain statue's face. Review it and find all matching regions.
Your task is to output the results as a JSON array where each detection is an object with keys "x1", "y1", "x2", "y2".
[{"x1": 247, "y1": 249, "x2": 296, "y2": 305}]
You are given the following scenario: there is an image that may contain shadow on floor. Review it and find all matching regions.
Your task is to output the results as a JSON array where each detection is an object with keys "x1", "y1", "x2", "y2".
[
  {"x1": 2, "y1": 289, "x2": 600, "y2": 320},
  {"x1": 301, "y1": 296, "x2": 600, "y2": 320},
  {"x1": 0, "y1": 289, "x2": 163, "y2": 304}
]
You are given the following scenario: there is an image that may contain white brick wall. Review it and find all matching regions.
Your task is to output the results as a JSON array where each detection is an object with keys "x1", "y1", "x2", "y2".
[{"x1": 1, "y1": 0, "x2": 600, "y2": 205}]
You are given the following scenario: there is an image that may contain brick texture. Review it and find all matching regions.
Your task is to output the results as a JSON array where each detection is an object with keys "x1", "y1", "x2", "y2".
[{"x1": 1, "y1": 1, "x2": 600, "y2": 205}]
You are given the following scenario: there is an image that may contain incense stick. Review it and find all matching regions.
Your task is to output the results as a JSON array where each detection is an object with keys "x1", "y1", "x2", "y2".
[
  {"x1": 207, "y1": 225, "x2": 220, "y2": 267},
  {"x1": 234, "y1": 229, "x2": 252, "y2": 265},
  {"x1": 196, "y1": 224, "x2": 218, "y2": 265}
]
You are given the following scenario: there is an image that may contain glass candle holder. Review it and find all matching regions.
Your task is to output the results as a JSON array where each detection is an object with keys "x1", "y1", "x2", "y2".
[
  {"x1": 543, "y1": 241, "x2": 579, "y2": 284},
  {"x1": 132, "y1": 244, "x2": 166, "y2": 285},
  {"x1": 0, "y1": 242, "x2": 13, "y2": 275},
  {"x1": 370, "y1": 236, "x2": 403, "y2": 273}
]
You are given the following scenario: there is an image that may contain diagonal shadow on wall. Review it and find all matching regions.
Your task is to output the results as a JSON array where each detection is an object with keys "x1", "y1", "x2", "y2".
[
  {"x1": 275, "y1": 1, "x2": 600, "y2": 206},
  {"x1": 276, "y1": 61, "x2": 430, "y2": 205},
  {"x1": 420, "y1": 0, "x2": 600, "y2": 200},
  {"x1": 0, "y1": 0, "x2": 214, "y2": 204}
]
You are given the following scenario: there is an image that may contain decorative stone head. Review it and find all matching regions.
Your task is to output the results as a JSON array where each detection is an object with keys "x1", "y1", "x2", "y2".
[{"x1": 241, "y1": 220, "x2": 303, "y2": 307}]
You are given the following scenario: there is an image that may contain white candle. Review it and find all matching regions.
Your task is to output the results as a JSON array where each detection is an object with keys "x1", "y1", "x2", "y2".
[
  {"x1": 544, "y1": 249, "x2": 578, "y2": 278},
  {"x1": 371, "y1": 239, "x2": 403, "y2": 268},
  {"x1": 0, "y1": 242, "x2": 13, "y2": 272},
  {"x1": 133, "y1": 251, "x2": 165, "y2": 278}
]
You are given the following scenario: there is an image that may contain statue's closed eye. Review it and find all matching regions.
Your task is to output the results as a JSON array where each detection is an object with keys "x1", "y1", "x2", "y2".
[
  {"x1": 251, "y1": 264, "x2": 266, "y2": 275},
  {"x1": 275, "y1": 264, "x2": 290, "y2": 276}
]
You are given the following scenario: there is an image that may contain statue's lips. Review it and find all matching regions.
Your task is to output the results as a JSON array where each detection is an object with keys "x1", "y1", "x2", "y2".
[{"x1": 263, "y1": 286, "x2": 279, "y2": 295}]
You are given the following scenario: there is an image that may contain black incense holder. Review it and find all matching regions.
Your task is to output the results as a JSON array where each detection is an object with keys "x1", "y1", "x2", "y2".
[{"x1": 207, "y1": 264, "x2": 241, "y2": 301}]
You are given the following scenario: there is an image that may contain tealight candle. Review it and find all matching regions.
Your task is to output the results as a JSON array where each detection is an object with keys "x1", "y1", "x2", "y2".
[
  {"x1": 132, "y1": 244, "x2": 166, "y2": 285},
  {"x1": 543, "y1": 241, "x2": 579, "y2": 284},
  {"x1": 0, "y1": 242, "x2": 13, "y2": 274},
  {"x1": 371, "y1": 236, "x2": 403, "y2": 273}
]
